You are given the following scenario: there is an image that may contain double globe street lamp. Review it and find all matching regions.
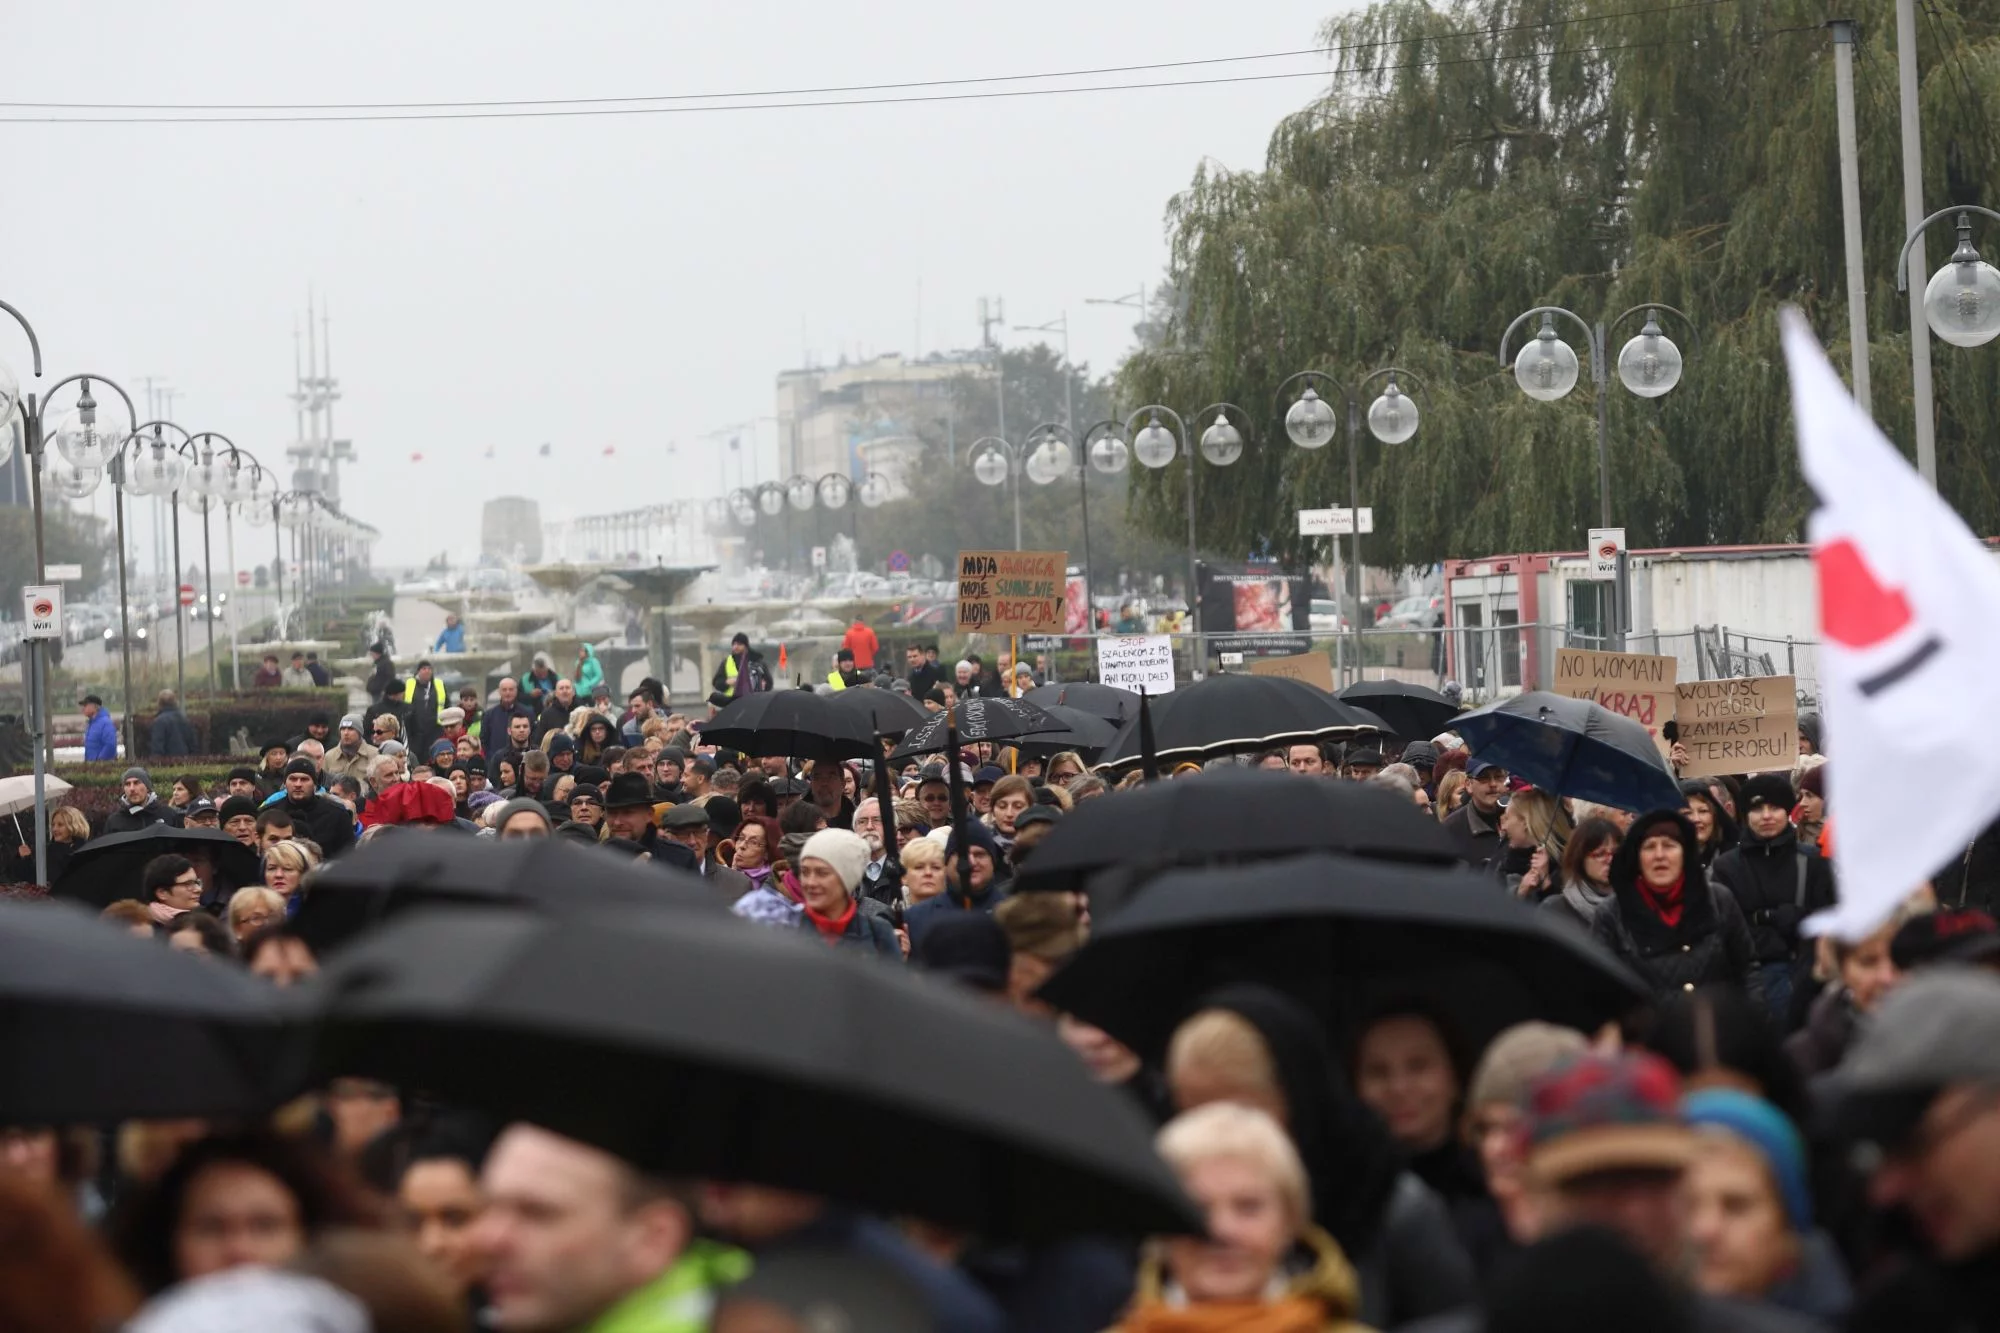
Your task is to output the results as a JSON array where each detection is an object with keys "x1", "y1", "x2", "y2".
[
  {"x1": 1119, "y1": 401, "x2": 1252, "y2": 653},
  {"x1": 970, "y1": 427, "x2": 1074, "y2": 551},
  {"x1": 729, "y1": 471, "x2": 888, "y2": 575}
]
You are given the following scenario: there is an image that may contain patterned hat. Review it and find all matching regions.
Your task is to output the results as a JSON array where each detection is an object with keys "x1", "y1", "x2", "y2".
[{"x1": 1520, "y1": 1050, "x2": 1693, "y2": 1187}]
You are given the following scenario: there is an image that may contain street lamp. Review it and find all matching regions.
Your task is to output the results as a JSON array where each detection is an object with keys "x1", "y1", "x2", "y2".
[
  {"x1": 1123, "y1": 402, "x2": 1248, "y2": 656},
  {"x1": 182, "y1": 432, "x2": 242, "y2": 692},
  {"x1": 1893, "y1": 206, "x2": 2000, "y2": 487},
  {"x1": 1500, "y1": 303, "x2": 1699, "y2": 648},
  {"x1": 125, "y1": 421, "x2": 194, "y2": 700},
  {"x1": 1278, "y1": 368, "x2": 1433, "y2": 682},
  {"x1": 1072, "y1": 419, "x2": 1133, "y2": 620},
  {"x1": 969, "y1": 427, "x2": 1072, "y2": 551}
]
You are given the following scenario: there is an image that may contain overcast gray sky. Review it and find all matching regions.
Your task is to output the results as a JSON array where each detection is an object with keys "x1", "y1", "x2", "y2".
[{"x1": 9, "y1": 2, "x2": 1342, "y2": 568}]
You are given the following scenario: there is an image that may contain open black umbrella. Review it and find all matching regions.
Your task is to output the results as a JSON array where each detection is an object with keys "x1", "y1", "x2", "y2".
[
  {"x1": 700, "y1": 690, "x2": 877, "y2": 761},
  {"x1": 1454, "y1": 690, "x2": 1682, "y2": 812},
  {"x1": 827, "y1": 684, "x2": 933, "y2": 737},
  {"x1": 293, "y1": 832, "x2": 720, "y2": 955},
  {"x1": 888, "y1": 697, "x2": 1065, "y2": 760},
  {"x1": 1094, "y1": 674, "x2": 1383, "y2": 769},
  {"x1": 0, "y1": 899, "x2": 288, "y2": 1123},
  {"x1": 52, "y1": 825, "x2": 262, "y2": 910},
  {"x1": 1010, "y1": 704, "x2": 1119, "y2": 762},
  {"x1": 1335, "y1": 680, "x2": 1461, "y2": 743},
  {"x1": 1012, "y1": 769, "x2": 1463, "y2": 909},
  {"x1": 1037, "y1": 853, "x2": 1649, "y2": 1063},
  {"x1": 1021, "y1": 682, "x2": 1141, "y2": 726},
  {"x1": 292, "y1": 905, "x2": 1198, "y2": 1241}
]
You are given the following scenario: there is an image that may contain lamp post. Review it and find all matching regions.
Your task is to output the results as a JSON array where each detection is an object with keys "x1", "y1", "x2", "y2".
[
  {"x1": 1278, "y1": 368, "x2": 1430, "y2": 683},
  {"x1": 220, "y1": 449, "x2": 273, "y2": 689},
  {"x1": 1500, "y1": 303, "x2": 1699, "y2": 649},
  {"x1": 1014, "y1": 313, "x2": 1075, "y2": 440},
  {"x1": 124, "y1": 422, "x2": 194, "y2": 700},
  {"x1": 1126, "y1": 402, "x2": 1249, "y2": 663},
  {"x1": 1894, "y1": 210, "x2": 2000, "y2": 472},
  {"x1": 969, "y1": 428, "x2": 1074, "y2": 552},
  {"x1": 1075, "y1": 419, "x2": 1131, "y2": 613},
  {"x1": 182, "y1": 432, "x2": 241, "y2": 692},
  {"x1": 46, "y1": 378, "x2": 143, "y2": 749}
]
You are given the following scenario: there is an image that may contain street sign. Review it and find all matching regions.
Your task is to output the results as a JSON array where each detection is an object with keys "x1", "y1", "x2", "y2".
[
  {"x1": 21, "y1": 585, "x2": 62, "y2": 640},
  {"x1": 1298, "y1": 507, "x2": 1374, "y2": 536},
  {"x1": 237, "y1": 569, "x2": 252, "y2": 588},
  {"x1": 288, "y1": 562, "x2": 301, "y2": 578},
  {"x1": 887, "y1": 549, "x2": 911, "y2": 573},
  {"x1": 178, "y1": 583, "x2": 196, "y2": 607},
  {"x1": 810, "y1": 546, "x2": 827, "y2": 569},
  {"x1": 1587, "y1": 527, "x2": 1626, "y2": 580},
  {"x1": 43, "y1": 563, "x2": 83, "y2": 581}
]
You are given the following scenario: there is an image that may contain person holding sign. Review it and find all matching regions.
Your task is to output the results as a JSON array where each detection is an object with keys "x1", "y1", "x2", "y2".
[{"x1": 1709, "y1": 774, "x2": 1837, "y2": 1026}]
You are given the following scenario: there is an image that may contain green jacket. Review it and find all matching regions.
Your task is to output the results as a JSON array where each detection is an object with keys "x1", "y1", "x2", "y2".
[{"x1": 581, "y1": 1240, "x2": 750, "y2": 1333}]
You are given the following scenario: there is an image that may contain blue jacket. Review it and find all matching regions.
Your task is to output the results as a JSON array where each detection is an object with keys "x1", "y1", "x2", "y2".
[
  {"x1": 149, "y1": 706, "x2": 200, "y2": 759},
  {"x1": 905, "y1": 883, "x2": 1009, "y2": 950},
  {"x1": 433, "y1": 622, "x2": 465, "y2": 653},
  {"x1": 83, "y1": 709, "x2": 118, "y2": 761}
]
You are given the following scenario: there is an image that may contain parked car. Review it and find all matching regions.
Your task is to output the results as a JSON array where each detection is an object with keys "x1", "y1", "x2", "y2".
[
  {"x1": 1377, "y1": 593, "x2": 1444, "y2": 630},
  {"x1": 1309, "y1": 599, "x2": 1349, "y2": 634},
  {"x1": 103, "y1": 621, "x2": 150, "y2": 649}
]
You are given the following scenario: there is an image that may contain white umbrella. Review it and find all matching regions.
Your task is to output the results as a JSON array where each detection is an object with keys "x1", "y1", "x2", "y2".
[{"x1": 0, "y1": 773, "x2": 72, "y2": 819}]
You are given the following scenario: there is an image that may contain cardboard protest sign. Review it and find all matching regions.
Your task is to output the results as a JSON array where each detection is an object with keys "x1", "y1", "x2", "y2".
[
  {"x1": 1247, "y1": 651, "x2": 1336, "y2": 693},
  {"x1": 1552, "y1": 647, "x2": 1678, "y2": 755},
  {"x1": 956, "y1": 550, "x2": 1066, "y2": 636},
  {"x1": 1673, "y1": 676, "x2": 1798, "y2": 777},
  {"x1": 1095, "y1": 635, "x2": 1176, "y2": 694}
]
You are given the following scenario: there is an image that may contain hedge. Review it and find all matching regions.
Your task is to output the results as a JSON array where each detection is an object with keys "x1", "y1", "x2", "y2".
[{"x1": 127, "y1": 688, "x2": 351, "y2": 760}]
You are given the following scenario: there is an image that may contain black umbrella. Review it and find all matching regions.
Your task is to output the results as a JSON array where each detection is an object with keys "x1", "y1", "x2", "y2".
[
  {"x1": 292, "y1": 905, "x2": 1199, "y2": 1241},
  {"x1": 1335, "y1": 680, "x2": 1461, "y2": 743},
  {"x1": 293, "y1": 832, "x2": 720, "y2": 955},
  {"x1": 1037, "y1": 853, "x2": 1649, "y2": 1063},
  {"x1": 1021, "y1": 682, "x2": 1141, "y2": 726},
  {"x1": 888, "y1": 697, "x2": 1065, "y2": 760},
  {"x1": 1012, "y1": 769, "x2": 1463, "y2": 909},
  {"x1": 0, "y1": 899, "x2": 288, "y2": 1123},
  {"x1": 827, "y1": 684, "x2": 933, "y2": 737},
  {"x1": 1095, "y1": 674, "x2": 1383, "y2": 769},
  {"x1": 1011, "y1": 704, "x2": 1119, "y2": 762},
  {"x1": 1454, "y1": 690, "x2": 1682, "y2": 812},
  {"x1": 52, "y1": 825, "x2": 262, "y2": 910},
  {"x1": 700, "y1": 690, "x2": 878, "y2": 761}
]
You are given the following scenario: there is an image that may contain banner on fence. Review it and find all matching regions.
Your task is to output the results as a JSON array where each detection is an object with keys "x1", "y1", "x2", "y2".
[
  {"x1": 1247, "y1": 650, "x2": 1336, "y2": 692},
  {"x1": 1095, "y1": 634, "x2": 1177, "y2": 695},
  {"x1": 1673, "y1": 676, "x2": 1798, "y2": 777},
  {"x1": 1552, "y1": 646, "x2": 1678, "y2": 756},
  {"x1": 956, "y1": 549, "x2": 1067, "y2": 635}
]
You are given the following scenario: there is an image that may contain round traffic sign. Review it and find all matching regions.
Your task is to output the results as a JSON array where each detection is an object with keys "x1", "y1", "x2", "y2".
[
  {"x1": 178, "y1": 583, "x2": 196, "y2": 607},
  {"x1": 237, "y1": 569, "x2": 251, "y2": 588},
  {"x1": 887, "y1": 549, "x2": 910, "y2": 573}
]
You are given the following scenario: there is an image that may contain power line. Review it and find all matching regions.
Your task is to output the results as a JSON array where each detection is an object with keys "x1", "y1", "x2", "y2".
[
  {"x1": 0, "y1": 0, "x2": 1736, "y2": 119},
  {"x1": 0, "y1": 34, "x2": 1739, "y2": 126}
]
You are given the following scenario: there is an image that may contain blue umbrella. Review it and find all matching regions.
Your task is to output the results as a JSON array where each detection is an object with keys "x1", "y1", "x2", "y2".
[{"x1": 1454, "y1": 690, "x2": 1682, "y2": 812}]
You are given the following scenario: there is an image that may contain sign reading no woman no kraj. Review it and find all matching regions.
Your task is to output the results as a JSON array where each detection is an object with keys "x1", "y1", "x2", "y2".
[
  {"x1": 957, "y1": 549, "x2": 1067, "y2": 635},
  {"x1": 1552, "y1": 646, "x2": 1678, "y2": 756}
]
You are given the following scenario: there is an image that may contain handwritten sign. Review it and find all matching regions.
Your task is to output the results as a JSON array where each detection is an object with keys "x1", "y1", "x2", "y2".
[
  {"x1": 957, "y1": 549, "x2": 1067, "y2": 635},
  {"x1": 1553, "y1": 646, "x2": 1678, "y2": 755},
  {"x1": 1096, "y1": 634, "x2": 1177, "y2": 695},
  {"x1": 1247, "y1": 650, "x2": 1335, "y2": 693},
  {"x1": 1674, "y1": 676, "x2": 1798, "y2": 778}
]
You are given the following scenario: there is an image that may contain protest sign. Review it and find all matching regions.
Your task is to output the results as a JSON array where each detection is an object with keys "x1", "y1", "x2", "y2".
[
  {"x1": 956, "y1": 549, "x2": 1066, "y2": 635},
  {"x1": 1096, "y1": 635, "x2": 1176, "y2": 695},
  {"x1": 1247, "y1": 650, "x2": 1335, "y2": 692},
  {"x1": 1552, "y1": 646, "x2": 1678, "y2": 755},
  {"x1": 1674, "y1": 676, "x2": 1798, "y2": 778}
]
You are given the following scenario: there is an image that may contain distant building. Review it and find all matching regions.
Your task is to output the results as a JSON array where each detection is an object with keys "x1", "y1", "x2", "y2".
[
  {"x1": 775, "y1": 351, "x2": 992, "y2": 498},
  {"x1": 482, "y1": 496, "x2": 542, "y2": 563}
]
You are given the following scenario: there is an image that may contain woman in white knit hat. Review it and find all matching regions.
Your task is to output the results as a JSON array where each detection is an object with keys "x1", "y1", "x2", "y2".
[{"x1": 795, "y1": 828, "x2": 901, "y2": 959}]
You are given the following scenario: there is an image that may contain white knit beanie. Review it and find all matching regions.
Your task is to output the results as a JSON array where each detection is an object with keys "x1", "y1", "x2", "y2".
[{"x1": 799, "y1": 827, "x2": 870, "y2": 895}]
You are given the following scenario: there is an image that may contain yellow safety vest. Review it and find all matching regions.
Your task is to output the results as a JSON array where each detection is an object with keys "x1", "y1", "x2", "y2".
[{"x1": 826, "y1": 668, "x2": 848, "y2": 692}]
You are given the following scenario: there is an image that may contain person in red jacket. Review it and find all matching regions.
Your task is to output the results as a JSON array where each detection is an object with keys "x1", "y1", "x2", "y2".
[{"x1": 840, "y1": 616, "x2": 879, "y2": 672}]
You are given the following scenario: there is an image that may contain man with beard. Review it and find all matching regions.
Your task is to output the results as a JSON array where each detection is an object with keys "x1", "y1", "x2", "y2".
[
  {"x1": 103, "y1": 768, "x2": 182, "y2": 833},
  {"x1": 275, "y1": 756, "x2": 355, "y2": 858},
  {"x1": 602, "y1": 773, "x2": 697, "y2": 873}
]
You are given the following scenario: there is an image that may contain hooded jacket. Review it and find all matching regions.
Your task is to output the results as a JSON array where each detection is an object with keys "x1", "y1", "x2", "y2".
[
  {"x1": 1709, "y1": 824, "x2": 1837, "y2": 964},
  {"x1": 575, "y1": 644, "x2": 605, "y2": 697},
  {"x1": 577, "y1": 713, "x2": 620, "y2": 766},
  {"x1": 1591, "y1": 809, "x2": 1757, "y2": 1000},
  {"x1": 147, "y1": 705, "x2": 199, "y2": 759},
  {"x1": 281, "y1": 789, "x2": 357, "y2": 858},
  {"x1": 1681, "y1": 778, "x2": 1740, "y2": 868}
]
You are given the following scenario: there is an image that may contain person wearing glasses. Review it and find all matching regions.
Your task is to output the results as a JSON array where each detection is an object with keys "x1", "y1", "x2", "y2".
[{"x1": 141, "y1": 854, "x2": 204, "y2": 931}]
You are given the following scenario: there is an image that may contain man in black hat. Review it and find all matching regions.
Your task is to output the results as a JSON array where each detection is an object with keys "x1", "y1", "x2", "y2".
[
  {"x1": 602, "y1": 773, "x2": 697, "y2": 872},
  {"x1": 256, "y1": 739, "x2": 292, "y2": 791},
  {"x1": 1710, "y1": 771, "x2": 1835, "y2": 1025},
  {"x1": 1341, "y1": 747, "x2": 1386, "y2": 782},
  {"x1": 276, "y1": 756, "x2": 355, "y2": 858},
  {"x1": 659, "y1": 803, "x2": 748, "y2": 900},
  {"x1": 104, "y1": 767, "x2": 182, "y2": 833},
  {"x1": 652, "y1": 746, "x2": 690, "y2": 804}
]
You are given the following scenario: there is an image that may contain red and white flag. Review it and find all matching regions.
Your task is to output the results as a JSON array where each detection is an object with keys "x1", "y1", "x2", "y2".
[{"x1": 1784, "y1": 308, "x2": 2000, "y2": 939}]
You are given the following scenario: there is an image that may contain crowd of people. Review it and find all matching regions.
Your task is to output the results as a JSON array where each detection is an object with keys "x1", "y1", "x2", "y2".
[{"x1": 6, "y1": 636, "x2": 2000, "y2": 1333}]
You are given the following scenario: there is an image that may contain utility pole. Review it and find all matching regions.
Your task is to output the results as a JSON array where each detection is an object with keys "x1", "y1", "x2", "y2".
[
  {"x1": 979, "y1": 296, "x2": 1007, "y2": 442},
  {"x1": 1894, "y1": 0, "x2": 1937, "y2": 484},
  {"x1": 1831, "y1": 20, "x2": 1873, "y2": 415}
]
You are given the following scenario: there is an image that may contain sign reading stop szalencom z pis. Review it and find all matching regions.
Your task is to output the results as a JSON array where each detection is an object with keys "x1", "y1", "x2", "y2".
[{"x1": 956, "y1": 550, "x2": 1067, "y2": 635}]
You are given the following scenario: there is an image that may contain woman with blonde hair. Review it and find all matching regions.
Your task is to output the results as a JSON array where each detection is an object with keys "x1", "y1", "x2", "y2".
[
  {"x1": 1044, "y1": 751, "x2": 1089, "y2": 787},
  {"x1": 898, "y1": 836, "x2": 948, "y2": 906},
  {"x1": 1496, "y1": 788, "x2": 1571, "y2": 900},
  {"x1": 1109, "y1": 1102, "x2": 1372, "y2": 1333},
  {"x1": 14, "y1": 804, "x2": 93, "y2": 885},
  {"x1": 1433, "y1": 770, "x2": 1468, "y2": 822},
  {"x1": 261, "y1": 839, "x2": 317, "y2": 902},
  {"x1": 227, "y1": 885, "x2": 287, "y2": 943}
]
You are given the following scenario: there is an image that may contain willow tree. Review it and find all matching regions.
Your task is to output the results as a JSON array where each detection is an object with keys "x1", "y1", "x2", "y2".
[{"x1": 1117, "y1": 0, "x2": 2000, "y2": 568}]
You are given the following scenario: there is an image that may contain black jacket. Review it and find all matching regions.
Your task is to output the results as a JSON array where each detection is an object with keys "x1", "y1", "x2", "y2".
[
  {"x1": 103, "y1": 797, "x2": 183, "y2": 835},
  {"x1": 1932, "y1": 813, "x2": 2000, "y2": 915},
  {"x1": 281, "y1": 792, "x2": 356, "y2": 859},
  {"x1": 1442, "y1": 801, "x2": 1501, "y2": 871},
  {"x1": 482, "y1": 701, "x2": 535, "y2": 758},
  {"x1": 907, "y1": 661, "x2": 942, "y2": 699},
  {"x1": 1590, "y1": 810, "x2": 1756, "y2": 1001},
  {"x1": 148, "y1": 707, "x2": 200, "y2": 759},
  {"x1": 366, "y1": 654, "x2": 397, "y2": 700},
  {"x1": 1710, "y1": 826, "x2": 1837, "y2": 964}
]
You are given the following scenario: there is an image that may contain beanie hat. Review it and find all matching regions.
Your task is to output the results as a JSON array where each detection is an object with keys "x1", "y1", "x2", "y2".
[
  {"x1": 1681, "y1": 1088, "x2": 1812, "y2": 1231},
  {"x1": 799, "y1": 828, "x2": 869, "y2": 894},
  {"x1": 122, "y1": 767, "x2": 152, "y2": 789},
  {"x1": 491, "y1": 798, "x2": 553, "y2": 834},
  {"x1": 1796, "y1": 763, "x2": 1826, "y2": 798},
  {"x1": 218, "y1": 795, "x2": 262, "y2": 823},
  {"x1": 429, "y1": 739, "x2": 455, "y2": 759},
  {"x1": 1520, "y1": 1051, "x2": 1692, "y2": 1187},
  {"x1": 283, "y1": 756, "x2": 319, "y2": 779},
  {"x1": 1739, "y1": 772, "x2": 1796, "y2": 813},
  {"x1": 946, "y1": 819, "x2": 1003, "y2": 866},
  {"x1": 339, "y1": 713, "x2": 363, "y2": 731},
  {"x1": 1466, "y1": 1021, "x2": 1591, "y2": 1114},
  {"x1": 547, "y1": 731, "x2": 576, "y2": 757}
]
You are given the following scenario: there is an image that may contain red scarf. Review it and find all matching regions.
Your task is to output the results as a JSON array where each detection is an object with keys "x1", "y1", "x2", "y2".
[
  {"x1": 1639, "y1": 873, "x2": 1686, "y2": 928},
  {"x1": 804, "y1": 897, "x2": 857, "y2": 942}
]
